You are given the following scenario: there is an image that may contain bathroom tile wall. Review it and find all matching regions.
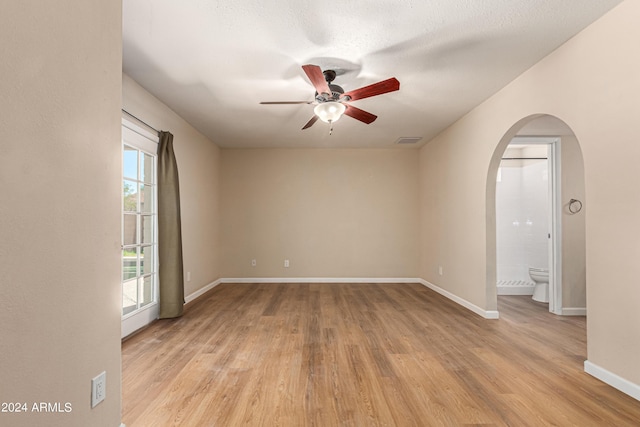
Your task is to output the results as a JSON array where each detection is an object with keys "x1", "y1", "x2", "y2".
[
  {"x1": 522, "y1": 159, "x2": 550, "y2": 270},
  {"x1": 496, "y1": 152, "x2": 549, "y2": 283}
]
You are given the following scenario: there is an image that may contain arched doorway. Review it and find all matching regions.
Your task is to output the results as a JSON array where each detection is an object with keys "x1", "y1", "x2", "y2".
[{"x1": 487, "y1": 114, "x2": 586, "y2": 316}]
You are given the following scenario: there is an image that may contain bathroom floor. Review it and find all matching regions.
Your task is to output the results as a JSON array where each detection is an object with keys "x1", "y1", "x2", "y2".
[{"x1": 497, "y1": 295, "x2": 583, "y2": 342}]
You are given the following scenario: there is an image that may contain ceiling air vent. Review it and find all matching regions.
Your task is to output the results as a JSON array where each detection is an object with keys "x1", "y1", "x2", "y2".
[{"x1": 395, "y1": 137, "x2": 422, "y2": 145}]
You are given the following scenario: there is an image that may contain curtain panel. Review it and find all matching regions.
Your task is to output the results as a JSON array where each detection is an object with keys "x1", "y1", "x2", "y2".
[{"x1": 157, "y1": 131, "x2": 184, "y2": 318}]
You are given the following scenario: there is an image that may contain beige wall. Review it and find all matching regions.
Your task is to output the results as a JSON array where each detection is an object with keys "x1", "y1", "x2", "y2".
[
  {"x1": 0, "y1": 1, "x2": 122, "y2": 426},
  {"x1": 419, "y1": 123, "x2": 491, "y2": 308},
  {"x1": 122, "y1": 74, "x2": 222, "y2": 298},
  {"x1": 221, "y1": 149, "x2": 420, "y2": 278},
  {"x1": 419, "y1": 0, "x2": 640, "y2": 386}
]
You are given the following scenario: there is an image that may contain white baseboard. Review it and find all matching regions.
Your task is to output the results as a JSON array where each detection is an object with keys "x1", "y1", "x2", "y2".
[
  {"x1": 419, "y1": 279, "x2": 499, "y2": 319},
  {"x1": 497, "y1": 280, "x2": 534, "y2": 295},
  {"x1": 562, "y1": 307, "x2": 587, "y2": 316},
  {"x1": 219, "y1": 277, "x2": 422, "y2": 284},
  {"x1": 184, "y1": 279, "x2": 223, "y2": 304},
  {"x1": 497, "y1": 285, "x2": 535, "y2": 295},
  {"x1": 584, "y1": 360, "x2": 640, "y2": 401}
]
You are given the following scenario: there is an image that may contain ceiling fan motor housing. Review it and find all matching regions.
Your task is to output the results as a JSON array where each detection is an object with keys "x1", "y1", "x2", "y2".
[{"x1": 315, "y1": 70, "x2": 345, "y2": 102}]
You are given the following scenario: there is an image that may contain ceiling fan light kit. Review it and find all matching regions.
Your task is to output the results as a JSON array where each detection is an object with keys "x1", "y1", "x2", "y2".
[
  {"x1": 314, "y1": 101, "x2": 346, "y2": 123},
  {"x1": 261, "y1": 64, "x2": 400, "y2": 135}
]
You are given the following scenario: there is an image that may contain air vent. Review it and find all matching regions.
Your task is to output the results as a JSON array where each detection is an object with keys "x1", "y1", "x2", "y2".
[{"x1": 395, "y1": 137, "x2": 422, "y2": 145}]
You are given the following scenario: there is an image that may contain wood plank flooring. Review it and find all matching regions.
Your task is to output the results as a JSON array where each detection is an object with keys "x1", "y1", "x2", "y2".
[{"x1": 122, "y1": 283, "x2": 640, "y2": 426}]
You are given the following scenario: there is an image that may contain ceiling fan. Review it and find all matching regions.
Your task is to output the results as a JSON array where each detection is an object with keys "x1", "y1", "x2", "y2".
[{"x1": 260, "y1": 64, "x2": 400, "y2": 134}]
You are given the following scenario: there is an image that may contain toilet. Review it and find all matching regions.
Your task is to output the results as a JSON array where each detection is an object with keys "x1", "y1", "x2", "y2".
[{"x1": 528, "y1": 267, "x2": 549, "y2": 303}]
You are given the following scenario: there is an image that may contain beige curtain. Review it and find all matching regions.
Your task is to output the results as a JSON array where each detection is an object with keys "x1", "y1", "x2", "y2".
[{"x1": 157, "y1": 131, "x2": 184, "y2": 318}]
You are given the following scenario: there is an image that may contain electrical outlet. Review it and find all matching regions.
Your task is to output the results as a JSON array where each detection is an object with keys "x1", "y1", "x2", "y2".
[
  {"x1": 251, "y1": 259, "x2": 257, "y2": 267},
  {"x1": 91, "y1": 371, "x2": 106, "y2": 408},
  {"x1": 438, "y1": 265, "x2": 443, "y2": 276},
  {"x1": 284, "y1": 259, "x2": 289, "y2": 268},
  {"x1": 186, "y1": 271, "x2": 191, "y2": 282}
]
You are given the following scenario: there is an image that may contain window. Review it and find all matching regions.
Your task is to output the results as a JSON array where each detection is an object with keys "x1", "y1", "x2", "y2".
[{"x1": 121, "y1": 119, "x2": 159, "y2": 333}]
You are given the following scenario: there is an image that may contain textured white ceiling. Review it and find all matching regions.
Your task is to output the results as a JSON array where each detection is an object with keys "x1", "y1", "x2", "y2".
[{"x1": 123, "y1": 0, "x2": 621, "y2": 148}]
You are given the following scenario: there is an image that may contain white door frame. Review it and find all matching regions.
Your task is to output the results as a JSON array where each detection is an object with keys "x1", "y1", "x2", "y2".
[{"x1": 510, "y1": 136, "x2": 562, "y2": 314}]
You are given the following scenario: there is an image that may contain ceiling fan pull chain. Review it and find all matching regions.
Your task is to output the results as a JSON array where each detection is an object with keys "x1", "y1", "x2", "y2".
[{"x1": 329, "y1": 120, "x2": 334, "y2": 136}]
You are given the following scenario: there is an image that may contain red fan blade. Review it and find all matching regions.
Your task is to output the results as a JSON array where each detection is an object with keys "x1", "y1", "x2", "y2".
[
  {"x1": 260, "y1": 101, "x2": 312, "y2": 104},
  {"x1": 302, "y1": 115, "x2": 319, "y2": 130},
  {"x1": 344, "y1": 104, "x2": 377, "y2": 124},
  {"x1": 341, "y1": 77, "x2": 400, "y2": 102},
  {"x1": 302, "y1": 64, "x2": 331, "y2": 96}
]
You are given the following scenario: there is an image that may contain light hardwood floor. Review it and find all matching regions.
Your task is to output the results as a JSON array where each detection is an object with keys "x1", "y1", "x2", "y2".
[{"x1": 122, "y1": 283, "x2": 640, "y2": 426}]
